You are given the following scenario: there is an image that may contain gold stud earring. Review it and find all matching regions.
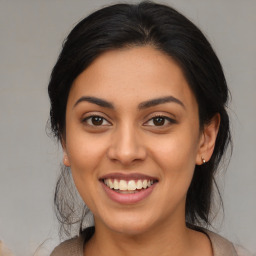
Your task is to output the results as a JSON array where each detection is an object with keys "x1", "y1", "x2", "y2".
[
  {"x1": 63, "y1": 155, "x2": 70, "y2": 166},
  {"x1": 201, "y1": 156, "x2": 206, "y2": 164}
]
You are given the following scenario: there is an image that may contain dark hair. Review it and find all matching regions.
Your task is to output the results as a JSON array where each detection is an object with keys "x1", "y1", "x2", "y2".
[{"x1": 48, "y1": 1, "x2": 231, "y2": 237}]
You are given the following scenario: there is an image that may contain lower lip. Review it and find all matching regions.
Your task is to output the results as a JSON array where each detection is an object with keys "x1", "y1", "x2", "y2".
[{"x1": 101, "y1": 182, "x2": 156, "y2": 204}]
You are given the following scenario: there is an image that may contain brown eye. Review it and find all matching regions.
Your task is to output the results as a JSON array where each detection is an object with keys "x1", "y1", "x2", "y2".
[
  {"x1": 83, "y1": 115, "x2": 111, "y2": 127},
  {"x1": 153, "y1": 117, "x2": 165, "y2": 126},
  {"x1": 91, "y1": 116, "x2": 104, "y2": 125},
  {"x1": 144, "y1": 115, "x2": 176, "y2": 127}
]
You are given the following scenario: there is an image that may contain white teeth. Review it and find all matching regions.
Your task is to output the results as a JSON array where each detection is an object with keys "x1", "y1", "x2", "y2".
[
  {"x1": 119, "y1": 180, "x2": 128, "y2": 190},
  {"x1": 109, "y1": 179, "x2": 114, "y2": 189},
  {"x1": 113, "y1": 179, "x2": 119, "y2": 189},
  {"x1": 142, "y1": 180, "x2": 148, "y2": 189},
  {"x1": 103, "y1": 178, "x2": 155, "y2": 191},
  {"x1": 136, "y1": 180, "x2": 143, "y2": 189},
  {"x1": 127, "y1": 180, "x2": 136, "y2": 190}
]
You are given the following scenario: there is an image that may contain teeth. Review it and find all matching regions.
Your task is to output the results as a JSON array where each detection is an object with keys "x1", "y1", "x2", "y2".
[
  {"x1": 119, "y1": 180, "x2": 128, "y2": 190},
  {"x1": 127, "y1": 180, "x2": 136, "y2": 190},
  {"x1": 137, "y1": 180, "x2": 143, "y2": 189},
  {"x1": 142, "y1": 180, "x2": 148, "y2": 189},
  {"x1": 103, "y1": 178, "x2": 155, "y2": 191},
  {"x1": 109, "y1": 179, "x2": 114, "y2": 189},
  {"x1": 113, "y1": 179, "x2": 119, "y2": 190}
]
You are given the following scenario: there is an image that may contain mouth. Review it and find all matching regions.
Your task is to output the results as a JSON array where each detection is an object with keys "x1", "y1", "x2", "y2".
[
  {"x1": 99, "y1": 173, "x2": 158, "y2": 204},
  {"x1": 101, "y1": 178, "x2": 157, "y2": 194}
]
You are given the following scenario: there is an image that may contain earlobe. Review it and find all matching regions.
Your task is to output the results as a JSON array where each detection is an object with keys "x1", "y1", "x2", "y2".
[
  {"x1": 196, "y1": 114, "x2": 220, "y2": 165},
  {"x1": 63, "y1": 154, "x2": 71, "y2": 167},
  {"x1": 201, "y1": 156, "x2": 206, "y2": 164},
  {"x1": 61, "y1": 137, "x2": 71, "y2": 167}
]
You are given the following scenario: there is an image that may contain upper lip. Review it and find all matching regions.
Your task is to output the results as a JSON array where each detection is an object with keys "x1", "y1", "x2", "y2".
[{"x1": 99, "y1": 172, "x2": 158, "y2": 181}]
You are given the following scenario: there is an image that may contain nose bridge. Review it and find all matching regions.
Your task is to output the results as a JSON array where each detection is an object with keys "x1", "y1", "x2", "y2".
[{"x1": 107, "y1": 120, "x2": 146, "y2": 164}]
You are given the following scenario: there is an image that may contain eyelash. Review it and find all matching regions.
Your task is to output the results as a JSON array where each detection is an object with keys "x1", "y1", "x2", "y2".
[
  {"x1": 82, "y1": 114, "x2": 176, "y2": 128},
  {"x1": 144, "y1": 115, "x2": 176, "y2": 127},
  {"x1": 82, "y1": 115, "x2": 111, "y2": 127}
]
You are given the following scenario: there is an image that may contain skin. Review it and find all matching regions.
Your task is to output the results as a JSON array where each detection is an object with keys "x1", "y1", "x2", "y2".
[{"x1": 62, "y1": 46, "x2": 219, "y2": 256}]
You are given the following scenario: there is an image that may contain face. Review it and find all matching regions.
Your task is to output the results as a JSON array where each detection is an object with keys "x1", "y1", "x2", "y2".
[{"x1": 63, "y1": 46, "x2": 207, "y2": 235}]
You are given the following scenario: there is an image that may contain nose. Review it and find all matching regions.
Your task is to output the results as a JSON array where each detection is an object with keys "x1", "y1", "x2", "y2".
[{"x1": 107, "y1": 123, "x2": 147, "y2": 166}]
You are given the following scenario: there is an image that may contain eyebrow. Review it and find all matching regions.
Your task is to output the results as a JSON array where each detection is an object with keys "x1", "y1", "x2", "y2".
[
  {"x1": 73, "y1": 95, "x2": 185, "y2": 110},
  {"x1": 138, "y1": 96, "x2": 185, "y2": 109},
  {"x1": 73, "y1": 96, "x2": 114, "y2": 109}
]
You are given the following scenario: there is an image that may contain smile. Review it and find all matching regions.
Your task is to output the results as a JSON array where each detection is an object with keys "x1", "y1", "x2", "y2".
[
  {"x1": 100, "y1": 174, "x2": 158, "y2": 204},
  {"x1": 103, "y1": 179, "x2": 155, "y2": 193}
]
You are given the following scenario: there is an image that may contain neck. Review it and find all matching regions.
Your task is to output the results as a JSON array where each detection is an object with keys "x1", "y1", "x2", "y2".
[{"x1": 84, "y1": 219, "x2": 207, "y2": 256}]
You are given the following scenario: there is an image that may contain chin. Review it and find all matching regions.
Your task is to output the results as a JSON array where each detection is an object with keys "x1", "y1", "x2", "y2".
[{"x1": 110, "y1": 222, "x2": 152, "y2": 236}]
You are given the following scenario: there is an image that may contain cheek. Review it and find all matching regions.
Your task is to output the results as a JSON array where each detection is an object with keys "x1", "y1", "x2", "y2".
[
  {"x1": 64, "y1": 132, "x2": 108, "y2": 202},
  {"x1": 152, "y1": 133, "x2": 198, "y2": 206},
  {"x1": 66, "y1": 131, "x2": 106, "y2": 170},
  {"x1": 149, "y1": 128, "x2": 200, "y2": 195},
  {"x1": 151, "y1": 130, "x2": 199, "y2": 170},
  {"x1": 65, "y1": 133, "x2": 108, "y2": 209}
]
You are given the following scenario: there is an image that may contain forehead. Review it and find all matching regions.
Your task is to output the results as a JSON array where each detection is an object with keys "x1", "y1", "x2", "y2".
[{"x1": 68, "y1": 46, "x2": 197, "y2": 110}]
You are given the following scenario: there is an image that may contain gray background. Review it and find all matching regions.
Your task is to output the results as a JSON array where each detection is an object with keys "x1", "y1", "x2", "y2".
[{"x1": 0, "y1": 0, "x2": 255, "y2": 255}]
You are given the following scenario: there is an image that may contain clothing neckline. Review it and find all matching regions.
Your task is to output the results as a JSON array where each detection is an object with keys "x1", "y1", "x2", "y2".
[{"x1": 79, "y1": 226, "x2": 238, "y2": 256}]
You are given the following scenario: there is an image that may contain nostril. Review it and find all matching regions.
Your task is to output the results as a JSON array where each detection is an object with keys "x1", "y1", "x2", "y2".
[
  {"x1": 106, "y1": 129, "x2": 147, "y2": 164},
  {"x1": 107, "y1": 144, "x2": 147, "y2": 165},
  {"x1": 107, "y1": 149, "x2": 146, "y2": 165}
]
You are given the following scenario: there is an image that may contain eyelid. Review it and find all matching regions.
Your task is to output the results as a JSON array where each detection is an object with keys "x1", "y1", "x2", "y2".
[
  {"x1": 81, "y1": 113, "x2": 112, "y2": 126},
  {"x1": 143, "y1": 114, "x2": 177, "y2": 127}
]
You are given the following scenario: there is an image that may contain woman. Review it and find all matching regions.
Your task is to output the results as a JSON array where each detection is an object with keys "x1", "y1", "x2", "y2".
[{"x1": 48, "y1": 1, "x2": 246, "y2": 255}]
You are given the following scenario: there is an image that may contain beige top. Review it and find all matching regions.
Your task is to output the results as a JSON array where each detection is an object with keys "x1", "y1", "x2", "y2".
[{"x1": 50, "y1": 227, "x2": 249, "y2": 256}]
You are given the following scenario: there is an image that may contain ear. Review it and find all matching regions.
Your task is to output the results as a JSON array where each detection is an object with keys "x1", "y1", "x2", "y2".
[
  {"x1": 61, "y1": 137, "x2": 71, "y2": 167},
  {"x1": 196, "y1": 113, "x2": 220, "y2": 165}
]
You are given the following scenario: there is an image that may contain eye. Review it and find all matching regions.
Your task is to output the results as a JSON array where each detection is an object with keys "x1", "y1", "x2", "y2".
[
  {"x1": 144, "y1": 115, "x2": 176, "y2": 127},
  {"x1": 82, "y1": 115, "x2": 111, "y2": 126}
]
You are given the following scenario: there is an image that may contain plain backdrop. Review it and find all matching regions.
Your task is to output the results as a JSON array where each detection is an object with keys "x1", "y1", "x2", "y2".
[{"x1": 0, "y1": 0, "x2": 255, "y2": 255}]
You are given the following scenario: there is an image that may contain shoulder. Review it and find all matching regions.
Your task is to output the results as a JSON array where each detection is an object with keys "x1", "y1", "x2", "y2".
[
  {"x1": 204, "y1": 229, "x2": 238, "y2": 256},
  {"x1": 203, "y1": 229, "x2": 253, "y2": 256},
  {"x1": 50, "y1": 235, "x2": 84, "y2": 256},
  {"x1": 50, "y1": 227, "x2": 95, "y2": 256}
]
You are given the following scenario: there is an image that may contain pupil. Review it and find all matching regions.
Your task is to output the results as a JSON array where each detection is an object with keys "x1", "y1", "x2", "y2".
[
  {"x1": 153, "y1": 117, "x2": 165, "y2": 126},
  {"x1": 92, "y1": 116, "x2": 103, "y2": 125}
]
